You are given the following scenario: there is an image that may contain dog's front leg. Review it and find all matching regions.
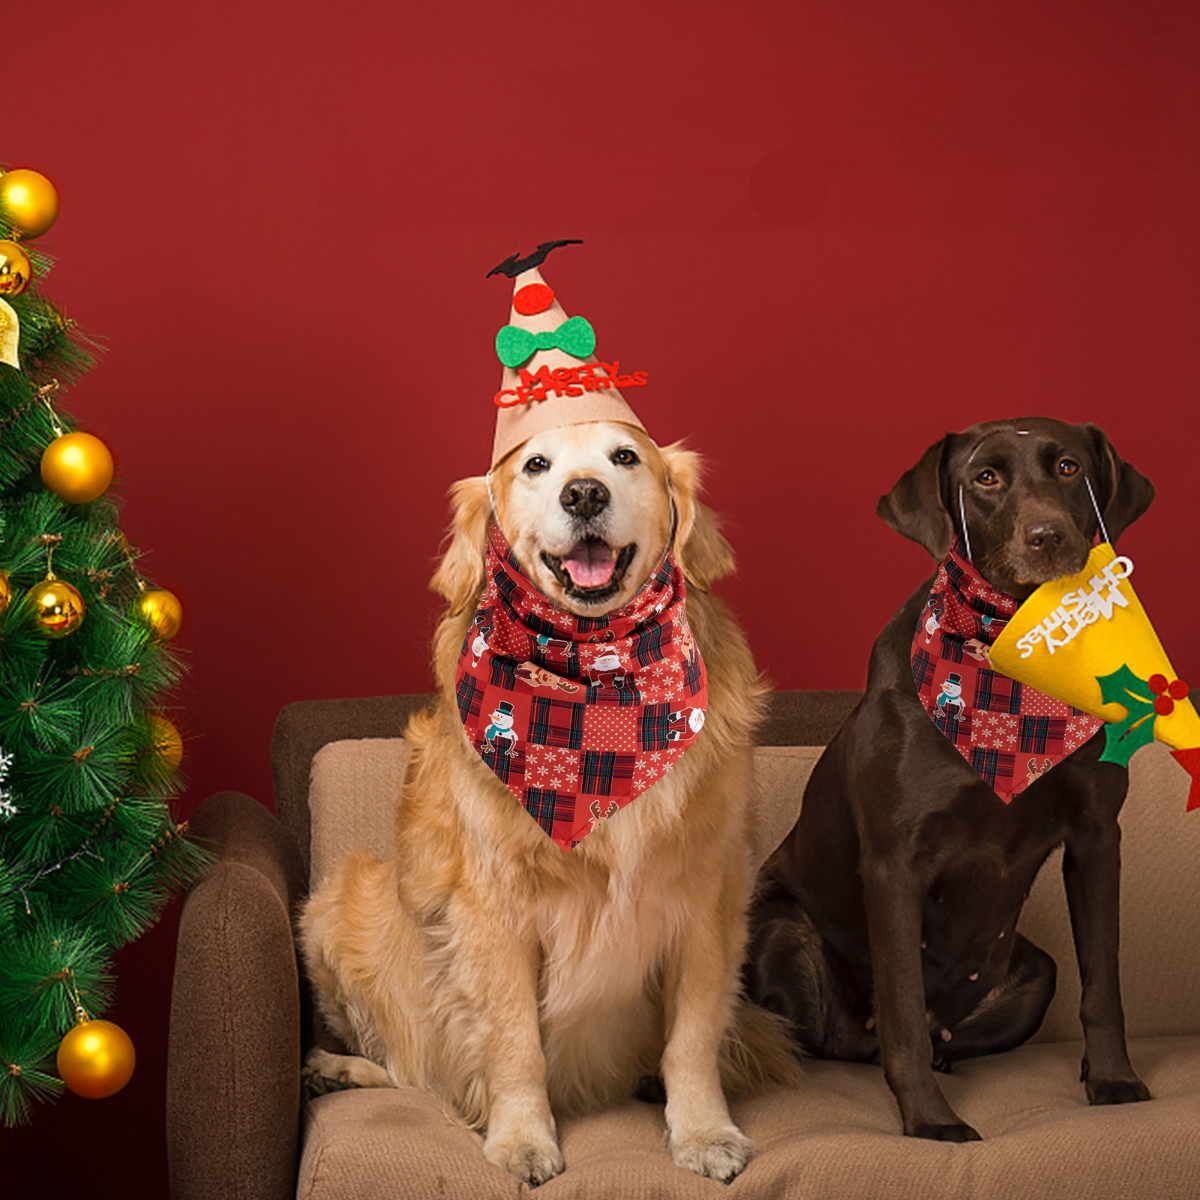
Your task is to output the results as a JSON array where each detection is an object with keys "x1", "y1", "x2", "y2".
[
  {"x1": 660, "y1": 874, "x2": 753, "y2": 1182},
  {"x1": 1062, "y1": 815, "x2": 1151, "y2": 1106},
  {"x1": 861, "y1": 855, "x2": 981, "y2": 1141},
  {"x1": 458, "y1": 899, "x2": 564, "y2": 1185}
]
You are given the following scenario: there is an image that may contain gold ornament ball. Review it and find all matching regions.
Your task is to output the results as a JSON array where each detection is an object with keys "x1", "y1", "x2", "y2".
[
  {"x1": 0, "y1": 570, "x2": 9, "y2": 618},
  {"x1": 41, "y1": 431, "x2": 114, "y2": 504},
  {"x1": 0, "y1": 240, "x2": 32, "y2": 297},
  {"x1": 136, "y1": 588, "x2": 183, "y2": 641},
  {"x1": 33, "y1": 574, "x2": 85, "y2": 637},
  {"x1": 0, "y1": 168, "x2": 59, "y2": 239},
  {"x1": 57, "y1": 1017, "x2": 136, "y2": 1099},
  {"x1": 148, "y1": 714, "x2": 184, "y2": 772}
]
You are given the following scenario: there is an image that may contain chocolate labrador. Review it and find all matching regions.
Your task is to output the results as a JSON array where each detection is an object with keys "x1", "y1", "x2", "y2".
[{"x1": 747, "y1": 418, "x2": 1155, "y2": 1141}]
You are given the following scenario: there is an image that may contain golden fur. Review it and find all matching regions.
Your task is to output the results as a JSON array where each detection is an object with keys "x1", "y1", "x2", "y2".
[{"x1": 299, "y1": 423, "x2": 798, "y2": 1184}]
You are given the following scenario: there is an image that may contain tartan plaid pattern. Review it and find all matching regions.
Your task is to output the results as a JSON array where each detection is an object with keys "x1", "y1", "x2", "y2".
[
  {"x1": 912, "y1": 647, "x2": 936, "y2": 689},
  {"x1": 528, "y1": 696, "x2": 585, "y2": 749},
  {"x1": 1019, "y1": 715, "x2": 1066, "y2": 755},
  {"x1": 489, "y1": 654, "x2": 518, "y2": 689},
  {"x1": 639, "y1": 702, "x2": 674, "y2": 751},
  {"x1": 969, "y1": 747, "x2": 1014, "y2": 790},
  {"x1": 633, "y1": 622, "x2": 669, "y2": 666},
  {"x1": 578, "y1": 750, "x2": 637, "y2": 796},
  {"x1": 524, "y1": 787, "x2": 574, "y2": 838},
  {"x1": 972, "y1": 669, "x2": 1022, "y2": 715},
  {"x1": 454, "y1": 524, "x2": 707, "y2": 851},
  {"x1": 456, "y1": 675, "x2": 483, "y2": 722},
  {"x1": 912, "y1": 541, "x2": 1102, "y2": 804}
]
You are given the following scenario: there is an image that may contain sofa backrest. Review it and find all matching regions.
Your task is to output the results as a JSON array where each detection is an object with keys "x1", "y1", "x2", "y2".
[{"x1": 282, "y1": 692, "x2": 1200, "y2": 1045}]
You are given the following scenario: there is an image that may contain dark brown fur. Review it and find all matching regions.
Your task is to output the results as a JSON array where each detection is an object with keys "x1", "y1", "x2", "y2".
[{"x1": 746, "y1": 418, "x2": 1156, "y2": 1140}]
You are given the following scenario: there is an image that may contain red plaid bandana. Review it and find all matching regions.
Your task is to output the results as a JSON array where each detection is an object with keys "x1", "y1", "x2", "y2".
[
  {"x1": 911, "y1": 542, "x2": 1103, "y2": 803},
  {"x1": 455, "y1": 524, "x2": 708, "y2": 851}
]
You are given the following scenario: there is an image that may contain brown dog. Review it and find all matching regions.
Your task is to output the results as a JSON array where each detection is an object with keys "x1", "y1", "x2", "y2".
[
  {"x1": 300, "y1": 421, "x2": 797, "y2": 1185},
  {"x1": 746, "y1": 418, "x2": 1155, "y2": 1141}
]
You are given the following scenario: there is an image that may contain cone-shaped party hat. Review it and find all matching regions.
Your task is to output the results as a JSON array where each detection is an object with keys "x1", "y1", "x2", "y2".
[
  {"x1": 488, "y1": 241, "x2": 647, "y2": 467},
  {"x1": 989, "y1": 542, "x2": 1200, "y2": 809}
]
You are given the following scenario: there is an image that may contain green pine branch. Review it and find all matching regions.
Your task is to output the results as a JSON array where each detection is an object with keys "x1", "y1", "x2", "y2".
[{"x1": 0, "y1": 178, "x2": 210, "y2": 1124}]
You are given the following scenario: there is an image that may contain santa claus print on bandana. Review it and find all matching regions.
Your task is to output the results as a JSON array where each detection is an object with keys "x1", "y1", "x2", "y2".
[
  {"x1": 911, "y1": 541, "x2": 1103, "y2": 803},
  {"x1": 456, "y1": 524, "x2": 707, "y2": 851}
]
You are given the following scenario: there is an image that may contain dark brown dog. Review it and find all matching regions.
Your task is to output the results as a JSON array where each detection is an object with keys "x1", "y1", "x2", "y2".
[{"x1": 746, "y1": 417, "x2": 1155, "y2": 1141}]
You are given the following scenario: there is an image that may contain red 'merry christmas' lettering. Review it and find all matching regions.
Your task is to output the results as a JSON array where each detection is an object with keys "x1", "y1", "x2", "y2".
[{"x1": 494, "y1": 361, "x2": 649, "y2": 408}]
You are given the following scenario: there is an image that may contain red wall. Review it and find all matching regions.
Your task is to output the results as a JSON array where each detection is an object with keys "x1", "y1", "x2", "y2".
[{"x1": 9, "y1": 1, "x2": 1199, "y2": 1190}]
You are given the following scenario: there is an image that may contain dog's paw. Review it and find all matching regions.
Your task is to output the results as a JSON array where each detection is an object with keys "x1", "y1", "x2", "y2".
[
  {"x1": 483, "y1": 1131, "x2": 565, "y2": 1186},
  {"x1": 668, "y1": 1124, "x2": 753, "y2": 1182},
  {"x1": 1080, "y1": 1056, "x2": 1152, "y2": 1105},
  {"x1": 907, "y1": 1120, "x2": 982, "y2": 1143},
  {"x1": 1086, "y1": 1076, "x2": 1152, "y2": 1106},
  {"x1": 303, "y1": 1048, "x2": 391, "y2": 1093}
]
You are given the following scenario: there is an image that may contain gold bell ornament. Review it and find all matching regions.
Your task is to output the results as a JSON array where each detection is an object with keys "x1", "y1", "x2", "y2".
[
  {"x1": 32, "y1": 570, "x2": 85, "y2": 637},
  {"x1": 135, "y1": 586, "x2": 183, "y2": 642},
  {"x1": 41, "y1": 430, "x2": 114, "y2": 504},
  {"x1": 0, "y1": 240, "x2": 32, "y2": 297},
  {"x1": 56, "y1": 1010, "x2": 136, "y2": 1099},
  {"x1": 0, "y1": 168, "x2": 59, "y2": 240}
]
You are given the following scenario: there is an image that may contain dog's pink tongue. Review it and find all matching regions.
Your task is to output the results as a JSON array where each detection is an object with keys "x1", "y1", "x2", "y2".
[{"x1": 563, "y1": 541, "x2": 615, "y2": 588}]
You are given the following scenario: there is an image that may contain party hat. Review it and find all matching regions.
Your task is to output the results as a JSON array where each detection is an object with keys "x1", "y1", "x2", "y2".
[
  {"x1": 488, "y1": 241, "x2": 647, "y2": 467},
  {"x1": 989, "y1": 542, "x2": 1200, "y2": 809}
]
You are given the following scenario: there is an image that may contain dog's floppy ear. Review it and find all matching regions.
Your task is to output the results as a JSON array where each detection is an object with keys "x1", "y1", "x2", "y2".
[
  {"x1": 431, "y1": 475, "x2": 493, "y2": 615},
  {"x1": 876, "y1": 434, "x2": 956, "y2": 560},
  {"x1": 1081, "y1": 424, "x2": 1155, "y2": 544},
  {"x1": 660, "y1": 442, "x2": 734, "y2": 592}
]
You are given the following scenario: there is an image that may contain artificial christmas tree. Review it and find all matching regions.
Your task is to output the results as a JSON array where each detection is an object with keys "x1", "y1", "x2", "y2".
[{"x1": 0, "y1": 165, "x2": 206, "y2": 1124}]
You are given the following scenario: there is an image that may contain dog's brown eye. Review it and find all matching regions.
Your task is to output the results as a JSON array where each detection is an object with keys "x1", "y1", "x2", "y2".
[
  {"x1": 612, "y1": 448, "x2": 640, "y2": 467},
  {"x1": 524, "y1": 455, "x2": 550, "y2": 475},
  {"x1": 1059, "y1": 458, "x2": 1080, "y2": 477},
  {"x1": 975, "y1": 468, "x2": 999, "y2": 486}
]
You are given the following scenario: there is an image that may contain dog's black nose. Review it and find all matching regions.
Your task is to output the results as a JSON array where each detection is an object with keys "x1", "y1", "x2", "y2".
[
  {"x1": 560, "y1": 477, "x2": 610, "y2": 520},
  {"x1": 1024, "y1": 521, "x2": 1065, "y2": 552}
]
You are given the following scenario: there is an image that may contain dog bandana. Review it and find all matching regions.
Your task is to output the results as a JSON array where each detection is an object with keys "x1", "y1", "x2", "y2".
[
  {"x1": 455, "y1": 524, "x2": 708, "y2": 851},
  {"x1": 911, "y1": 541, "x2": 1103, "y2": 803}
]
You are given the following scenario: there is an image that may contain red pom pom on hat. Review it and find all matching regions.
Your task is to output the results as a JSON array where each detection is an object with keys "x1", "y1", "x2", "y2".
[{"x1": 514, "y1": 283, "x2": 554, "y2": 316}]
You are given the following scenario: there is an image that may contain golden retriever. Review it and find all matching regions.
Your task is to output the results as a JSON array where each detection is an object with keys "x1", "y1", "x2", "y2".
[{"x1": 299, "y1": 420, "x2": 797, "y2": 1184}]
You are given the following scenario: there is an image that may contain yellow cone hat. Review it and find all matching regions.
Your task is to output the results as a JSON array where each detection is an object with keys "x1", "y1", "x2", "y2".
[{"x1": 990, "y1": 542, "x2": 1200, "y2": 807}]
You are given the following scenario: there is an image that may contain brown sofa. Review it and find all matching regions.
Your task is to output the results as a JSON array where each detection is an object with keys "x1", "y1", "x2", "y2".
[{"x1": 166, "y1": 691, "x2": 1200, "y2": 1199}]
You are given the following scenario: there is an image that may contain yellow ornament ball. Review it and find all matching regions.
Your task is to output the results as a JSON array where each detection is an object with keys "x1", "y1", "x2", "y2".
[
  {"x1": 33, "y1": 573, "x2": 85, "y2": 637},
  {"x1": 148, "y1": 714, "x2": 184, "y2": 773},
  {"x1": 0, "y1": 240, "x2": 32, "y2": 297},
  {"x1": 0, "y1": 571, "x2": 9, "y2": 618},
  {"x1": 57, "y1": 1017, "x2": 136, "y2": 1099},
  {"x1": 136, "y1": 588, "x2": 184, "y2": 641},
  {"x1": 0, "y1": 168, "x2": 59, "y2": 239},
  {"x1": 41, "y1": 431, "x2": 114, "y2": 504}
]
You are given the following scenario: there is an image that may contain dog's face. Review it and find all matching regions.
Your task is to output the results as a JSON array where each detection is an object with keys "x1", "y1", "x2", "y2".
[
  {"x1": 878, "y1": 418, "x2": 1154, "y2": 599},
  {"x1": 432, "y1": 422, "x2": 734, "y2": 633},
  {"x1": 491, "y1": 422, "x2": 673, "y2": 615}
]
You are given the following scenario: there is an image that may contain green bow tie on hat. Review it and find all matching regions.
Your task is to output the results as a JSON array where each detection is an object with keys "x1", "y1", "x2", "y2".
[{"x1": 495, "y1": 315, "x2": 596, "y2": 368}]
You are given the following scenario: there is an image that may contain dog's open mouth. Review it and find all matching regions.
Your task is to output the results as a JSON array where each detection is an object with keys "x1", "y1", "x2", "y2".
[{"x1": 541, "y1": 538, "x2": 637, "y2": 604}]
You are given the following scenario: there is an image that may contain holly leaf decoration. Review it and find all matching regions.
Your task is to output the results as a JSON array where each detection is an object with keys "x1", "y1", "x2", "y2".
[{"x1": 1096, "y1": 664, "x2": 1159, "y2": 767}]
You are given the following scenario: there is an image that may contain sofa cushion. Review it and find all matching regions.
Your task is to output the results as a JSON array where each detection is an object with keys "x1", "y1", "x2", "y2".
[
  {"x1": 307, "y1": 740, "x2": 1200, "y2": 1042},
  {"x1": 298, "y1": 1035, "x2": 1200, "y2": 1200}
]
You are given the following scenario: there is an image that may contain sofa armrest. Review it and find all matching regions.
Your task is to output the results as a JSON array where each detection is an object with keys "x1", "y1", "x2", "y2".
[{"x1": 167, "y1": 792, "x2": 306, "y2": 1200}]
